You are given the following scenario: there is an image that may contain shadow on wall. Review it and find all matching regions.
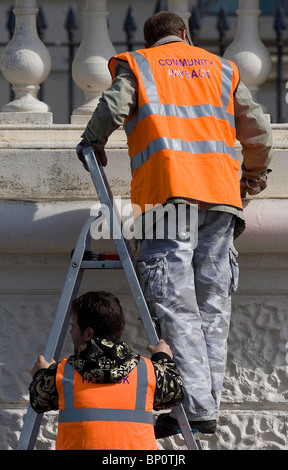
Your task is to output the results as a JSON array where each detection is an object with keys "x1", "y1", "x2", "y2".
[{"x1": 0, "y1": 200, "x2": 95, "y2": 254}]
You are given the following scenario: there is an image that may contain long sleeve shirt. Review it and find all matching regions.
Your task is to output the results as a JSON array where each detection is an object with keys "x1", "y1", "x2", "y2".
[{"x1": 29, "y1": 339, "x2": 185, "y2": 414}]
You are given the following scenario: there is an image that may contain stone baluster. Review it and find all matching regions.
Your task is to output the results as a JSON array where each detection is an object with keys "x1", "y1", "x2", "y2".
[
  {"x1": 0, "y1": 0, "x2": 52, "y2": 124},
  {"x1": 168, "y1": 0, "x2": 191, "y2": 32},
  {"x1": 71, "y1": 0, "x2": 116, "y2": 124},
  {"x1": 224, "y1": 0, "x2": 272, "y2": 103},
  {"x1": 168, "y1": 0, "x2": 194, "y2": 44}
]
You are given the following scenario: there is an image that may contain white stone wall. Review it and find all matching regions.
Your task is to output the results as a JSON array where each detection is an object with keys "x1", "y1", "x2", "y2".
[{"x1": 0, "y1": 124, "x2": 287, "y2": 450}]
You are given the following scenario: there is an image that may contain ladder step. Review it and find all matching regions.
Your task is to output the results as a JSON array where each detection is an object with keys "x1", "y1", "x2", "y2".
[
  {"x1": 81, "y1": 251, "x2": 123, "y2": 269},
  {"x1": 83, "y1": 251, "x2": 121, "y2": 260},
  {"x1": 81, "y1": 260, "x2": 123, "y2": 269}
]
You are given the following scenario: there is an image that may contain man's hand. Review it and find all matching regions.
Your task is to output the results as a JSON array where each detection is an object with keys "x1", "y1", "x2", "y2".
[
  {"x1": 76, "y1": 139, "x2": 107, "y2": 170},
  {"x1": 147, "y1": 339, "x2": 173, "y2": 359},
  {"x1": 95, "y1": 147, "x2": 107, "y2": 167},
  {"x1": 31, "y1": 355, "x2": 56, "y2": 378},
  {"x1": 76, "y1": 139, "x2": 89, "y2": 171},
  {"x1": 240, "y1": 172, "x2": 269, "y2": 198}
]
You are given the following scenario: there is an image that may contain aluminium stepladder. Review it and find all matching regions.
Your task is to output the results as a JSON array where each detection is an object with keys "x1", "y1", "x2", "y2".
[{"x1": 17, "y1": 146, "x2": 199, "y2": 451}]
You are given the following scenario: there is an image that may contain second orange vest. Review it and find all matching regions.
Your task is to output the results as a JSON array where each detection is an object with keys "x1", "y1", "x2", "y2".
[
  {"x1": 109, "y1": 41, "x2": 242, "y2": 219},
  {"x1": 55, "y1": 356, "x2": 157, "y2": 450}
]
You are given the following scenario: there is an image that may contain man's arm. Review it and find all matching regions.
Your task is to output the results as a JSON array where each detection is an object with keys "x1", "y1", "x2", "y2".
[
  {"x1": 76, "y1": 61, "x2": 138, "y2": 169},
  {"x1": 147, "y1": 340, "x2": 185, "y2": 410},
  {"x1": 234, "y1": 81, "x2": 273, "y2": 196},
  {"x1": 83, "y1": 61, "x2": 138, "y2": 147},
  {"x1": 29, "y1": 360, "x2": 59, "y2": 414}
]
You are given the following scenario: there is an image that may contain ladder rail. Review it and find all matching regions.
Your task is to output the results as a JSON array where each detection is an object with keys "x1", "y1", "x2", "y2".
[
  {"x1": 83, "y1": 147, "x2": 199, "y2": 450},
  {"x1": 83, "y1": 147, "x2": 159, "y2": 344},
  {"x1": 17, "y1": 214, "x2": 100, "y2": 450}
]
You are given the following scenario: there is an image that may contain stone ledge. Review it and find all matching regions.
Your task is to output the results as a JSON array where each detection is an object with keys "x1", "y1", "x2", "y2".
[
  {"x1": 0, "y1": 121, "x2": 284, "y2": 145},
  {"x1": 0, "y1": 198, "x2": 288, "y2": 254},
  {"x1": 0, "y1": 124, "x2": 285, "y2": 201},
  {"x1": 0, "y1": 122, "x2": 285, "y2": 151},
  {"x1": 235, "y1": 198, "x2": 288, "y2": 253},
  {"x1": 0, "y1": 147, "x2": 285, "y2": 200},
  {"x1": 0, "y1": 112, "x2": 53, "y2": 125},
  {"x1": 0, "y1": 124, "x2": 126, "y2": 149}
]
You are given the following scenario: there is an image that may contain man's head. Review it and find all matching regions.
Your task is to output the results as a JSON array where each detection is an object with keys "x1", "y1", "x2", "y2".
[
  {"x1": 144, "y1": 11, "x2": 187, "y2": 48},
  {"x1": 70, "y1": 291, "x2": 126, "y2": 352}
]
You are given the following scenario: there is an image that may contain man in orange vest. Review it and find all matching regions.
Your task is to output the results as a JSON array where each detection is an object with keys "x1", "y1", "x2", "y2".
[
  {"x1": 29, "y1": 290, "x2": 185, "y2": 449},
  {"x1": 76, "y1": 12, "x2": 272, "y2": 438}
]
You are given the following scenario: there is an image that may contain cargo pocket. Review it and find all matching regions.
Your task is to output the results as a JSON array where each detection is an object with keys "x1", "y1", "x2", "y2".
[
  {"x1": 136, "y1": 252, "x2": 168, "y2": 302},
  {"x1": 229, "y1": 245, "x2": 239, "y2": 295}
]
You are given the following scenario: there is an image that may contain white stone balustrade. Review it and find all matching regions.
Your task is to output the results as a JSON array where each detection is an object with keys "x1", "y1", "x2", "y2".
[
  {"x1": 224, "y1": 0, "x2": 272, "y2": 101},
  {"x1": 0, "y1": 0, "x2": 274, "y2": 123},
  {"x1": 71, "y1": 0, "x2": 116, "y2": 124},
  {"x1": 0, "y1": 0, "x2": 52, "y2": 124}
]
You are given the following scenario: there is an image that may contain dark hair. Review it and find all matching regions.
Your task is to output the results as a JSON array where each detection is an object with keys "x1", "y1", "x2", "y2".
[
  {"x1": 72, "y1": 291, "x2": 125, "y2": 343},
  {"x1": 144, "y1": 11, "x2": 186, "y2": 47}
]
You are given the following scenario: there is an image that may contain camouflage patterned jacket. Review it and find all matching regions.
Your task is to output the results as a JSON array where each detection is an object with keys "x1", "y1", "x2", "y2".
[{"x1": 29, "y1": 338, "x2": 185, "y2": 413}]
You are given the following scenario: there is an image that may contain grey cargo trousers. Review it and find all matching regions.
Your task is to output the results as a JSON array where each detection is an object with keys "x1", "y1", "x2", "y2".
[{"x1": 136, "y1": 204, "x2": 239, "y2": 421}]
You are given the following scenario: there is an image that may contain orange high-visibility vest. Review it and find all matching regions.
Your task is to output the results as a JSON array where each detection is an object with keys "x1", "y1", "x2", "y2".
[
  {"x1": 55, "y1": 357, "x2": 157, "y2": 450},
  {"x1": 109, "y1": 41, "x2": 242, "y2": 219}
]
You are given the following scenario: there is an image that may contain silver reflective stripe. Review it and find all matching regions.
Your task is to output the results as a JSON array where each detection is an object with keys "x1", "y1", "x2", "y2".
[
  {"x1": 219, "y1": 57, "x2": 233, "y2": 113},
  {"x1": 131, "y1": 137, "x2": 237, "y2": 173},
  {"x1": 135, "y1": 356, "x2": 149, "y2": 410},
  {"x1": 131, "y1": 51, "x2": 159, "y2": 104},
  {"x1": 126, "y1": 50, "x2": 236, "y2": 172},
  {"x1": 214, "y1": 57, "x2": 235, "y2": 127},
  {"x1": 125, "y1": 102, "x2": 234, "y2": 137},
  {"x1": 59, "y1": 408, "x2": 153, "y2": 424},
  {"x1": 125, "y1": 101, "x2": 235, "y2": 137},
  {"x1": 59, "y1": 358, "x2": 153, "y2": 424},
  {"x1": 62, "y1": 361, "x2": 75, "y2": 410}
]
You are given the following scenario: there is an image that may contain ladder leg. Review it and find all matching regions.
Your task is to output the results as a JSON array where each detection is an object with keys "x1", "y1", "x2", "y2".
[
  {"x1": 43, "y1": 216, "x2": 97, "y2": 362},
  {"x1": 16, "y1": 408, "x2": 43, "y2": 450},
  {"x1": 17, "y1": 215, "x2": 98, "y2": 450},
  {"x1": 83, "y1": 147, "x2": 199, "y2": 450}
]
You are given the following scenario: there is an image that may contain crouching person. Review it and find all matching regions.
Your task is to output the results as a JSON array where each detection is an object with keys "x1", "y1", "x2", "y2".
[{"x1": 29, "y1": 291, "x2": 185, "y2": 450}]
